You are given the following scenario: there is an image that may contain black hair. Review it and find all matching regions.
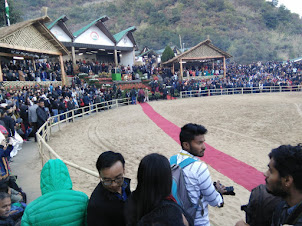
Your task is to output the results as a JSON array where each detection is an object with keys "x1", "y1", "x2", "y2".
[
  {"x1": 0, "y1": 182, "x2": 8, "y2": 193},
  {"x1": 0, "y1": 192, "x2": 10, "y2": 201},
  {"x1": 179, "y1": 123, "x2": 207, "y2": 148},
  {"x1": 96, "y1": 151, "x2": 125, "y2": 172},
  {"x1": 269, "y1": 144, "x2": 302, "y2": 191},
  {"x1": 130, "y1": 153, "x2": 172, "y2": 223},
  {"x1": 137, "y1": 203, "x2": 185, "y2": 226}
]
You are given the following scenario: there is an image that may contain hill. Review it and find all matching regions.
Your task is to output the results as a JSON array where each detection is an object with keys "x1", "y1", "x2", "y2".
[{"x1": 7, "y1": 0, "x2": 302, "y2": 63}]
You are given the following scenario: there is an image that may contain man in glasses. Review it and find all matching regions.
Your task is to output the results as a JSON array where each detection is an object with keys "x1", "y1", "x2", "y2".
[{"x1": 87, "y1": 151, "x2": 131, "y2": 226}]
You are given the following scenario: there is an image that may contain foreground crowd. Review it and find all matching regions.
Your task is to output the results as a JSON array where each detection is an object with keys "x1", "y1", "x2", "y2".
[{"x1": 1, "y1": 122, "x2": 300, "y2": 225}]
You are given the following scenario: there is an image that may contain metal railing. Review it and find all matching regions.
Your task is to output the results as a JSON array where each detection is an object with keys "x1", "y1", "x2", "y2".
[
  {"x1": 180, "y1": 85, "x2": 302, "y2": 98},
  {"x1": 36, "y1": 97, "x2": 131, "y2": 178}
]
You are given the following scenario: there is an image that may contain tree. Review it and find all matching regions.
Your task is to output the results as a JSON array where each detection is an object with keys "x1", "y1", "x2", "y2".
[
  {"x1": 161, "y1": 45, "x2": 175, "y2": 63},
  {"x1": 0, "y1": 0, "x2": 22, "y2": 27}
]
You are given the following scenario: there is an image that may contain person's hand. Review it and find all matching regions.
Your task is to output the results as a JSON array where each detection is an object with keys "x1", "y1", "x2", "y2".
[
  {"x1": 8, "y1": 137, "x2": 14, "y2": 145},
  {"x1": 215, "y1": 180, "x2": 227, "y2": 194},
  {"x1": 9, "y1": 210, "x2": 18, "y2": 215},
  {"x1": 235, "y1": 220, "x2": 249, "y2": 226},
  {"x1": 0, "y1": 139, "x2": 6, "y2": 147}
]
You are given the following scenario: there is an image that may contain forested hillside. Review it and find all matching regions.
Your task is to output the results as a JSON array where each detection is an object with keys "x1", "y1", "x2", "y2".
[{"x1": 4, "y1": 0, "x2": 302, "y2": 63}]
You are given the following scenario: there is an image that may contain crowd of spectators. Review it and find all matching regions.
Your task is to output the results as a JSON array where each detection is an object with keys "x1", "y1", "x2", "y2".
[{"x1": 161, "y1": 61, "x2": 302, "y2": 94}]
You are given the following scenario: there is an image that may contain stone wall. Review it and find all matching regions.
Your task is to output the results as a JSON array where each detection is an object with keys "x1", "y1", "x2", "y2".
[{"x1": 1, "y1": 81, "x2": 62, "y2": 89}]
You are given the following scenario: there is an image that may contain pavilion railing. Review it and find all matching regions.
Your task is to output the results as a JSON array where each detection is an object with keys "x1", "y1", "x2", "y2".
[
  {"x1": 36, "y1": 97, "x2": 131, "y2": 178},
  {"x1": 179, "y1": 85, "x2": 302, "y2": 98}
]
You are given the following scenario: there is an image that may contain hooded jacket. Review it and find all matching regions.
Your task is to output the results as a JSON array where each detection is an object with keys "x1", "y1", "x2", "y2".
[{"x1": 21, "y1": 159, "x2": 88, "y2": 226}]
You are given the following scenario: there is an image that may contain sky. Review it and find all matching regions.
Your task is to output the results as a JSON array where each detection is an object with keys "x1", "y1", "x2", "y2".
[{"x1": 268, "y1": 0, "x2": 302, "y2": 17}]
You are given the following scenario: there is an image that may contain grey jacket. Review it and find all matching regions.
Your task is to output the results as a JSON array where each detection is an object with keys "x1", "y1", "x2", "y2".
[{"x1": 28, "y1": 104, "x2": 38, "y2": 123}]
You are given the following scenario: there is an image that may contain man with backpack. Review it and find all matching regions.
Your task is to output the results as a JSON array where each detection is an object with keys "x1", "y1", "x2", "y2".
[
  {"x1": 170, "y1": 123, "x2": 226, "y2": 226},
  {"x1": 236, "y1": 144, "x2": 302, "y2": 226}
]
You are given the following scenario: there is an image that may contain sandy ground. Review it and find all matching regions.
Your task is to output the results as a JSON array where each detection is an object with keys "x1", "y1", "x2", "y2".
[{"x1": 46, "y1": 92, "x2": 302, "y2": 226}]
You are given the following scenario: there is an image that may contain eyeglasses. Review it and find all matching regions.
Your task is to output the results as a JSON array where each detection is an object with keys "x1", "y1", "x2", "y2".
[{"x1": 100, "y1": 176, "x2": 124, "y2": 186}]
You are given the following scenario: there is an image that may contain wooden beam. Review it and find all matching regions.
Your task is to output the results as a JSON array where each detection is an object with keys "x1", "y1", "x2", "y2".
[
  {"x1": 0, "y1": 43, "x2": 61, "y2": 56},
  {"x1": 0, "y1": 58, "x2": 3, "y2": 82},
  {"x1": 181, "y1": 56, "x2": 224, "y2": 60},
  {"x1": 172, "y1": 63, "x2": 175, "y2": 74},
  {"x1": 32, "y1": 58, "x2": 36, "y2": 71},
  {"x1": 180, "y1": 59, "x2": 183, "y2": 81},
  {"x1": 223, "y1": 56, "x2": 226, "y2": 78},
  {"x1": 59, "y1": 54, "x2": 67, "y2": 86},
  {"x1": 0, "y1": 52, "x2": 35, "y2": 59}
]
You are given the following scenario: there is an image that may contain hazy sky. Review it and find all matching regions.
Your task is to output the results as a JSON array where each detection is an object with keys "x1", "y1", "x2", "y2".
[{"x1": 269, "y1": 0, "x2": 302, "y2": 17}]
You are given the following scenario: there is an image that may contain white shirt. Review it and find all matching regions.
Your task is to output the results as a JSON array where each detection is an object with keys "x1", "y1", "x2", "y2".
[{"x1": 177, "y1": 150, "x2": 223, "y2": 226}]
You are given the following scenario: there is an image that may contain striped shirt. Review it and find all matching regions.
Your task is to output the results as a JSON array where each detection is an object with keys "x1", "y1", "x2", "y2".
[{"x1": 177, "y1": 150, "x2": 223, "y2": 226}]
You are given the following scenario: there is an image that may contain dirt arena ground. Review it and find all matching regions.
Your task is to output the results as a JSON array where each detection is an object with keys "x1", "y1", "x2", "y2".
[{"x1": 48, "y1": 92, "x2": 302, "y2": 226}]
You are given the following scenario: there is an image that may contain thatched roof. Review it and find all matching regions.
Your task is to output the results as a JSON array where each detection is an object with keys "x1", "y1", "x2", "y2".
[
  {"x1": 0, "y1": 16, "x2": 69, "y2": 55},
  {"x1": 162, "y1": 39, "x2": 232, "y2": 65}
]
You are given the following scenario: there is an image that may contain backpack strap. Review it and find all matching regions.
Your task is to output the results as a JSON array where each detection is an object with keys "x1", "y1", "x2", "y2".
[
  {"x1": 170, "y1": 155, "x2": 197, "y2": 168},
  {"x1": 170, "y1": 155, "x2": 178, "y2": 165},
  {"x1": 179, "y1": 158, "x2": 197, "y2": 169}
]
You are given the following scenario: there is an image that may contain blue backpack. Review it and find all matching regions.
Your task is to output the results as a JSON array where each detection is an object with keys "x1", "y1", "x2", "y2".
[{"x1": 170, "y1": 155, "x2": 204, "y2": 219}]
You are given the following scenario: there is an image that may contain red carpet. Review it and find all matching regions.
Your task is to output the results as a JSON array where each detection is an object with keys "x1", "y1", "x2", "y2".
[{"x1": 140, "y1": 103, "x2": 265, "y2": 191}]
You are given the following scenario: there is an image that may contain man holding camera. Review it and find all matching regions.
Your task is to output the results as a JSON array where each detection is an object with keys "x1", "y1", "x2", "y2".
[{"x1": 174, "y1": 123, "x2": 227, "y2": 226}]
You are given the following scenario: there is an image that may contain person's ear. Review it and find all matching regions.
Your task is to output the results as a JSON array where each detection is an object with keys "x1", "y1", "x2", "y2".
[
  {"x1": 283, "y1": 175, "x2": 294, "y2": 188},
  {"x1": 183, "y1": 141, "x2": 190, "y2": 150}
]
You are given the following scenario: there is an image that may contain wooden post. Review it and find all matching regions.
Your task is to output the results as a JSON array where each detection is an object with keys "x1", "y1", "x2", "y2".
[
  {"x1": 172, "y1": 63, "x2": 175, "y2": 75},
  {"x1": 114, "y1": 49, "x2": 118, "y2": 67},
  {"x1": 59, "y1": 54, "x2": 67, "y2": 86},
  {"x1": 0, "y1": 58, "x2": 3, "y2": 82},
  {"x1": 212, "y1": 61, "x2": 214, "y2": 75},
  {"x1": 223, "y1": 56, "x2": 226, "y2": 78},
  {"x1": 32, "y1": 58, "x2": 36, "y2": 71},
  {"x1": 180, "y1": 59, "x2": 183, "y2": 81},
  {"x1": 71, "y1": 46, "x2": 76, "y2": 69}
]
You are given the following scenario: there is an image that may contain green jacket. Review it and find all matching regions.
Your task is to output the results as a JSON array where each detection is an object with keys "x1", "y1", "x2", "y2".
[{"x1": 21, "y1": 159, "x2": 88, "y2": 226}]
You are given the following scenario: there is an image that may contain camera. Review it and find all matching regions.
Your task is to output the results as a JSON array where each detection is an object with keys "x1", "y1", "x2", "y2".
[{"x1": 213, "y1": 182, "x2": 236, "y2": 196}]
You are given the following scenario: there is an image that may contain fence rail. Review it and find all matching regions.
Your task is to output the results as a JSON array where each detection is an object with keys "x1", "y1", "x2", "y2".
[
  {"x1": 180, "y1": 85, "x2": 302, "y2": 98},
  {"x1": 36, "y1": 97, "x2": 131, "y2": 178}
]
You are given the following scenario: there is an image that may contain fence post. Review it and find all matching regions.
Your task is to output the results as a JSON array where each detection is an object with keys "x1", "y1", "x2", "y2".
[
  {"x1": 116, "y1": 99, "x2": 119, "y2": 108},
  {"x1": 180, "y1": 92, "x2": 182, "y2": 98},
  {"x1": 72, "y1": 109, "x2": 74, "y2": 122},
  {"x1": 107, "y1": 101, "x2": 109, "y2": 110},
  {"x1": 270, "y1": 87, "x2": 272, "y2": 93},
  {"x1": 208, "y1": 89, "x2": 210, "y2": 96},
  {"x1": 241, "y1": 88, "x2": 243, "y2": 94}
]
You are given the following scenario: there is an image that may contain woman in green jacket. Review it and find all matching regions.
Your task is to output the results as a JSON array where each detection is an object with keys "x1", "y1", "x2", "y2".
[{"x1": 21, "y1": 159, "x2": 88, "y2": 226}]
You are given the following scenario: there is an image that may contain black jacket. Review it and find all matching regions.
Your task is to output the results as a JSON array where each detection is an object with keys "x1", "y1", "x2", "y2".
[
  {"x1": 1, "y1": 116, "x2": 15, "y2": 137},
  {"x1": 87, "y1": 178, "x2": 131, "y2": 226},
  {"x1": 36, "y1": 107, "x2": 48, "y2": 128}
]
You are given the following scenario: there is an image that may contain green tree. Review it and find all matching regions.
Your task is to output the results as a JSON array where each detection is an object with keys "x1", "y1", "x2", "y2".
[
  {"x1": 0, "y1": 0, "x2": 22, "y2": 27},
  {"x1": 161, "y1": 45, "x2": 175, "y2": 63}
]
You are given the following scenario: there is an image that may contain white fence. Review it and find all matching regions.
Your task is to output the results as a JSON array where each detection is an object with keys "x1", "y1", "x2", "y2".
[
  {"x1": 180, "y1": 85, "x2": 302, "y2": 98},
  {"x1": 36, "y1": 97, "x2": 131, "y2": 178}
]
